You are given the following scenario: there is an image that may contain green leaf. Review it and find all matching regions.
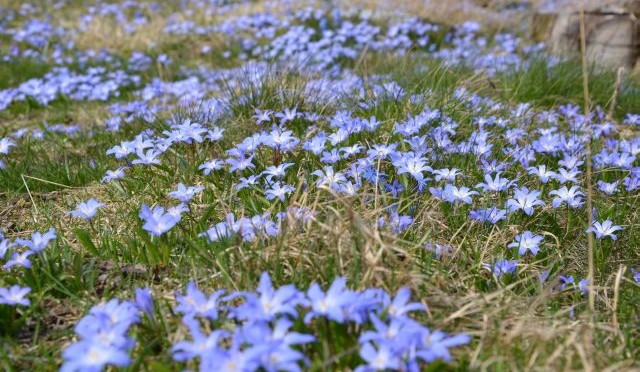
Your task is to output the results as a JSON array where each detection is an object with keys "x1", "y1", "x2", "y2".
[{"x1": 73, "y1": 228, "x2": 99, "y2": 256}]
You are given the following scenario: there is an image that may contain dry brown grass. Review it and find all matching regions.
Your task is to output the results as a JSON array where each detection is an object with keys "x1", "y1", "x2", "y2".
[
  {"x1": 342, "y1": 0, "x2": 532, "y2": 31},
  {"x1": 65, "y1": 0, "x2": 313, "y2": 56},
  {"x1": 422, "y1": 276, "x2": 633, "y2": 370},
  {"x1": 0, "y1": 102, "x2": 110, "y2": 134},
  {"x1": 70, "y1": 16, "x2": 169, "y2": 55}
]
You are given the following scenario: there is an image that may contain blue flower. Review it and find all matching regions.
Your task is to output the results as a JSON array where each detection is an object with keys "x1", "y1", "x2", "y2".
[
  {"x1": 241, "y1": 319, "x2": 314, "y2": 371},
  {"x1": 559, "y1": 275, "x2": 575, "y2": 290},
  {"x1": 139, "y1": 204, "x2": 181, "y2": 236},
  {"x1": 414, "y1": 330, "x2": 471, "y2": 363},
  {"x1": 631, "y1": 268, "x2": 640, "y2": 284},
  {"x1": 359, "y1": 316, "x2": 420, "y2": 347},
  {"x1": 367, "y1": 143, "x2": 398, "y2": 160},
  {"x1": 505, "y1": 187, "x2": 544, "y2": 216},
  {"x1": 304, "y1": 277, "x2": 356, "y2": 323},
  {"x1": 0, "y1": 236, "x2": 12, "y2": 259},
  {"x1": 265, "y1": 182, "x2": 295, "y2": 202},
  {"x1": 199, "y1": 158, "x2": 224, "y2": 175},
  {"x1": 231, "y1": 272, "x2": 305, "y2": 322},
  {"x1": 4, "y1": 251, "x2": 33, "y2": 269},
  {"x1": 260, "y1": 317, "x2": 315, "y2": 345},
  {"x1": 61, "y1": 340, "x2": 132, "y2": 372},
  {"x1": 553, "y1": 168, "x2": 581, "y2": 184},
  {"x1": 476, "y1": 172, "x2": 514, "y2": 192},
  {"x1": 175, "y1": 282, "x2": 225, "y2": 320},
  {"x1": 199, "y1": 221, "x2": 233, "y2": 243},
  {"x1": 355, "y1": 342, "x2": 402, "y2": 371},
  {"x1": 340, "y1": 144, "x2": 364, "y2": 158},
  {"x1": 394, "y1": 154, "x2": 432, "y2": 183},
  {"x1": 0, "y1": 285, "x2": 31, "y2": 306},
  {"x1": 168, "y1": 183, "x2": 204, "y2": 203},
  {"x1": 387, "y1": 212, "x2": 414, "y2": 234},
  {"x1": 508, "y1": 231, "x2": 544, "y2": 256},
  {"x1": 265, "y1": 129, "x2": 299, "y2": 152},
  {"x1": 101, "y1": 167, "x2": 128, "y2": 183},
  {"x1": 198, "y1": 326, "x2": 262, "y2": 370},
  {"x1": 597, "y1": 180, "x2": 618, "y2": 195},
  {"x1": 527, "y1": 165, "x2": 556, "y2": 184},
  {"x1": 442, "y1": 184, "x2": 478, "y2": 205},
  {"x1": 586, "y1": 220, "x2": 622, "y2": 240},
  {"x1": 484, "y1": 259, "x2": 518, "y2": 278},
  {"x1": 62, "y1": 299, "x2": 139, "y2": 372},
  {"x1": 226, "y1": 153, "x2": 256, "y2": 173},
  {"x1": 433, "y1": 168, "x2": 462, "y2": 182},
  {"x1": 385, "y1": 287, "x2": 426, "y2": 318},
  {"x1": 253, "y1": 108, "x2": 272, "y2": 124},
  {"x1": 134, "y1": 288, "x2": 154, "y2": 318},
  {"x1": 132, "y1": 148, "x2": 162, "y2": 165},
  {"x1": 67, "y1": 198, "x2": 105, "y2": 220},
  {"x1": 274, "y1": 107, "x2": 299, "y2": 124},
  {"x1": 172, "y1": 317, "x2": 229, "y2": 362},
  {"x1": 384, "y1": 179, "x2": 405, "y2": 197},
  {"x1": 578, "y1": 279, "x2": 589, "y2": 295},
  {"x1": 549, "y1": 186, "x2": 584, "y2": 209},
  {"x1": 261, "y1": 162, "x2": 295, "y2": 181},
  {"x1": 106, "y1": 142, "x2": 135, "y2": 159},
  {"x1": 0, "y1": 137, "x2": 16, "y2": 155},
  {"x1": 320, "y1": 148, "x2": 341, "y2": 164},
  {"x1": 303, "y1": 134, "x2": 327, "y2": 155},
  {"x1": 469, "y1": 207, "x2": 507, "y2": 224},
  {"x1": 14, "y1": 227, "x2": 56, "y2": 253},
  {"x1": 623, "y1": 113, "x2": 640, "y2": 125}
]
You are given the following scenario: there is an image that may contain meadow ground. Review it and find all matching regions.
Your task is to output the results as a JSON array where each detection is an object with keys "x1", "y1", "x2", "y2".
[{"x1": 1, "y1": 0, "x2": 640, "y2": 371}]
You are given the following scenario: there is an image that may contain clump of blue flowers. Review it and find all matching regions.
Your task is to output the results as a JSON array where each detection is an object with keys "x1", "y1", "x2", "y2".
[{"x1": 61, "y1": 273, "x2": 469, "y2": 371}]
